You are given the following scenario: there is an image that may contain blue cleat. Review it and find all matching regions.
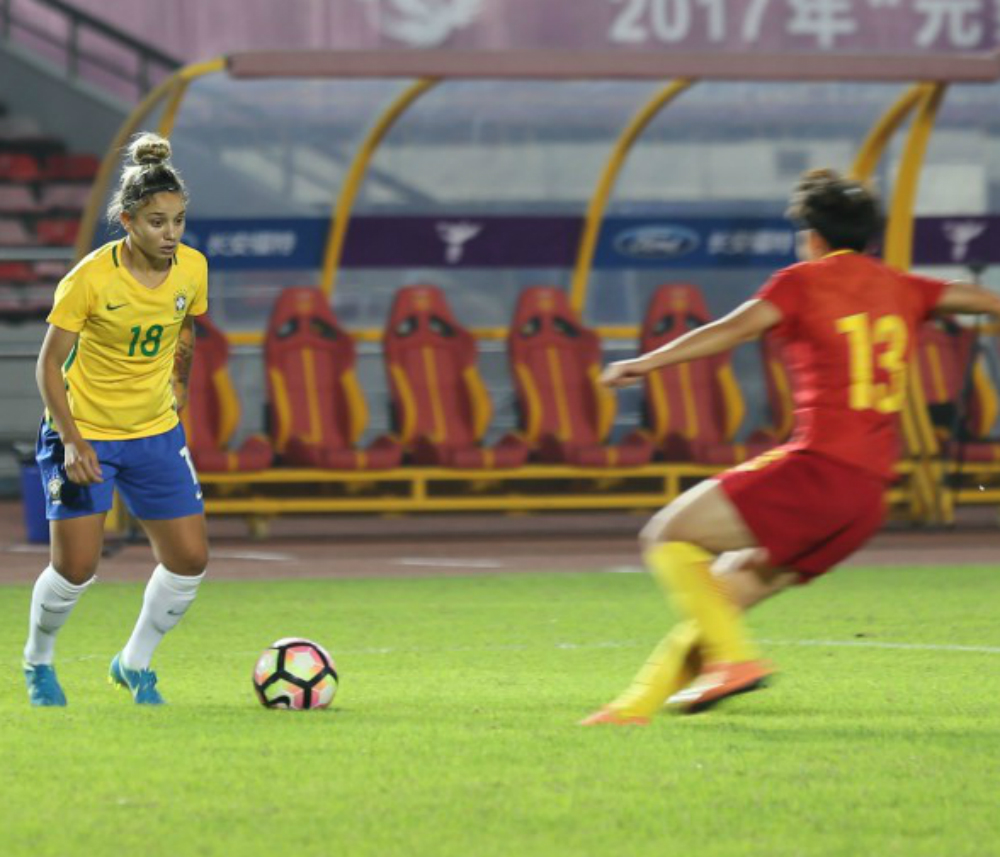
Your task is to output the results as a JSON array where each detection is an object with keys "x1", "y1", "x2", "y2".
[
  {"x1": 109, "y1": 653, "x2": 165, "y2": 705},
  {"x1": 23, "y1": 662, "x2": 67, "y2": 707}
]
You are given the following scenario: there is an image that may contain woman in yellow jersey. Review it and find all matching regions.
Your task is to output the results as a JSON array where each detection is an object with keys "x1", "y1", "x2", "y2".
[{"x1": 23, "y1": 133, "x2": 209, "y2": 706}]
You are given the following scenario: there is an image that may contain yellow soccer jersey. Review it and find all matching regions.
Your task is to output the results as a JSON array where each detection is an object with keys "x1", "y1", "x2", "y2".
[{"x1": 47, "y1": 239, "x2": 209, "y2": 440}]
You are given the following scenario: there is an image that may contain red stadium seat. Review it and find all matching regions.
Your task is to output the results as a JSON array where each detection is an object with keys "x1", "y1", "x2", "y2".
[
  {"x1": 508, "y1": 286, "x2": 653, "y2": 466},
  {"x1": 265, "y1": 287, "x2": 402, "y2": 469},
  {"x1": 0, "y1": 261, "x2": 35, "y2": 284},
  {"x1": 0, "y1": 284, "x2": 49, "y2": 322},
  {"x1": 0, "y1": 285, "x2": 25, "y2": 319},
  {"x1": 39, "y1": 183, "x2": 91, "y2": 213},
  {"x1": 383, "y1": 285, "x2": 529, "y2": 468},
  {"x1": 756, "y1": 331, "x2": 795, "y2": 448},
  {"x1": 35, "y1": 218, "x2": 79, "y2": 245},
  {"x1": 43, "y1": 153, "x2": 100, "y2": 181},
  {"x1": 917, "y1": 317, "x2": 979, "y2": 434},
  {"x1": 31, "y1": 259, "x2": 70, "y2": 280},
  {"x1": 0, "y1": 185, "x2": 39, "y2": 214},
  {"x1": 179, "y1": 314, "x2": 272, "y2": 472},
  {"x1": 639, "y1": 283, "x2": 791, "y2": 464},
  {"x1": 0, "y1": 217, "x2": 36, "y2": 245},
  {"x1": 22, "y1": 283, "x2": 54, "y2": 318},
  {"x1": 638, "y1": 283, "x2": 773, "y2": 465},
  {"x1": 0, "y1": 152, "x2": 41, "y2": 182},
  {"x1": 915, "y1": 318, "x2": 999, "y2": 461}
]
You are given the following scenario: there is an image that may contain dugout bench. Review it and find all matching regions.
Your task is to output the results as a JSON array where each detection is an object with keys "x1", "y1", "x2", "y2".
[{"x1": 187, "y1": 460, "x2": 920, "y2": 538}]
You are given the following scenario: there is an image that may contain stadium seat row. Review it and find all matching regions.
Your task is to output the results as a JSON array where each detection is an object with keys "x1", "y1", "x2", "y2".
[
  {"x1": 916, "y1": 317, "x2": 1000, "y2": 462},
  {"x1": 0, "y1": 151, "x2": 100, "y2": 184},
  {"x1": 182, "y1": 283, "x2": 796, "y2": 474},
  {"x1": 0, "y1": 262, "x2": 69, "y2": 323},
  {"x1": 0, "y1": 215, "x2": 80, "y2": 246},
  {"x1": 0, "y1": 182, "x2": 91, "y2": 214}
]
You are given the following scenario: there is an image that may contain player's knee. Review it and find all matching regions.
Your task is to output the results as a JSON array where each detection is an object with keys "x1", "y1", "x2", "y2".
[
  {"x1": 712, "y1": 547, "x2": 770, "y2": 577},
  {"x1": 166, "y1": 547, "x2": 208, "y2": 576},
  {"x1": 639, "y1": 508, "x2": 685, "y2": 551},
  {"x1": 51, "y1": 557, "x2": 99, "y2": 585}
]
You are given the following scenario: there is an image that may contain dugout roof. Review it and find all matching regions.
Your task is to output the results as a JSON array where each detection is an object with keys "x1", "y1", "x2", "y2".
[{"x1": 78, "y1": 49, "x2": 1000, "y2": 335}]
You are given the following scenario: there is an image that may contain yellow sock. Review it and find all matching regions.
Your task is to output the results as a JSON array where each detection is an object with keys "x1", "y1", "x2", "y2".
[
  {"x1": 608, "y1": 620, "x2": 701, "y2": 717},
  {"x1": 645, "y1": 541, "x2": 758, "y2": 664}
]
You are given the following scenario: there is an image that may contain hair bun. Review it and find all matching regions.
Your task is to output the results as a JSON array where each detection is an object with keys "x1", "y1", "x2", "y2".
[{"x1": 129, "y1": 133, "x2": 172, "y2": 167}]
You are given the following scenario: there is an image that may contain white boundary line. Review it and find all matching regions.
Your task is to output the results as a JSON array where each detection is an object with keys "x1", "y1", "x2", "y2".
[
  {"x1": 34, "y1": 636, "x2": 1000, "y2": 665},
  {"x1": 394, "y1": 558, "x2": 506, "y2": 569},
  {"x1": 759, "y1": 638, "x2": 1000, "y2": 655},
  {"x1": 211, "y1": 550, "x2": 297, "y2": 562}
]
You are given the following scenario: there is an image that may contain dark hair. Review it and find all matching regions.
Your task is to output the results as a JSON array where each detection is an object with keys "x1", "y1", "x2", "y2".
[
  {"x1": 786, "y1": 168, "x2": 883, "y2": 252},
  {"x1": 106, "y1": 132, "x2": 188, "y2": 225}
]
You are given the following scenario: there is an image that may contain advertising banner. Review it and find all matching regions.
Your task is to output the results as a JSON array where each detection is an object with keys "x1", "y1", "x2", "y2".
[
  {"x1": 64, "y1": 1, "x2": 1000, "y2": 62},
  {"x1": 184, "y1": 213, "x2": 1000, "y2": 271}
]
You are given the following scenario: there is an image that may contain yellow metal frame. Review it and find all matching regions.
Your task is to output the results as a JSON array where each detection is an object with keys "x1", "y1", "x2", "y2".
[
  {"x1": 570, "y1": 79, "x2": 694, "y2": 313},
  {"x1": 319, "y1": 78, "x2": 439, "y2": 299},
  {"x1": 201, "y1": 463, "x2": 719, "y2": 514},
  {"x1": 882, "y1": 84, "x2": 947, "y2": 270},
  {"x1": 853, "y1": 83, "x2": 951, "y2": 521},
  {"x1": 851, "y1": 84, "x2": 928, "y2": 182},
  {"x1": 200, "y1": 460, "x2": 915, "y2": 515},
  {"x1": 884, "y1": 84, "x2": 949, "y2": 522},
  {"x1": 74, "y1": 58, "x2": 226, "y2": 263},
  {"x1": 157, "y1": 77, "x2": 193, "y2": 138},
  {"x1": 90, "y1": 66, "x2": 957, "y2": 523},
  {"x1": 848, "y1": 83, "x2": 949, "y2": 523}
]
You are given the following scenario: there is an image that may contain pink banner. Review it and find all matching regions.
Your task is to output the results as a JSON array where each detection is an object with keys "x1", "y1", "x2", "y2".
[{"x1": 61, "y1": 0, "x2": 1000, "y2": 61}]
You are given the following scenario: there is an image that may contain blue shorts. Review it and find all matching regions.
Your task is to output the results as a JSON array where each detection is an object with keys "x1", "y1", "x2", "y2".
[{"x1": 36, "y1": 420, "x2": 204, "y2": 521}]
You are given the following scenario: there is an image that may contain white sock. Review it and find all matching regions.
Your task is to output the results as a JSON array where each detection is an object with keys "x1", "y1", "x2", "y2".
[
  {"x1": 24, "y1": 565, "x2": 93, "y2": 666},
  {"x1": 121, "y1": 564, "x2": 205, "y2": 671}
]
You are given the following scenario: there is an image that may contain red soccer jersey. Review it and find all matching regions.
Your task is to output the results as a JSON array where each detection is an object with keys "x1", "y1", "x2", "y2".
[{"x1": 757, "y1": 251, "x2": 947, "y2": 480}]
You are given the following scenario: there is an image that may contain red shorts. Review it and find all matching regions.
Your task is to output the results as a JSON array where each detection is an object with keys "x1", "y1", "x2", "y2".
[{"x1": 717, "y1": 448, "x2": 886, "y2": 580}]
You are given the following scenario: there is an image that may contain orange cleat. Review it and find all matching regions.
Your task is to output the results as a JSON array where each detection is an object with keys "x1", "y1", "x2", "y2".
[
  {"x1": 667, "y1": 660, "x2": 773, "y2": 714},
  {"x1": 578, "y1": 706, "x2": 651, "y2": 726}
]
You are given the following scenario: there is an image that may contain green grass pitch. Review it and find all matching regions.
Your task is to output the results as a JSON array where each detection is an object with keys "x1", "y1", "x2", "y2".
[{"x1": 2, "y1": 565, "x2": 999, "y2": 857}]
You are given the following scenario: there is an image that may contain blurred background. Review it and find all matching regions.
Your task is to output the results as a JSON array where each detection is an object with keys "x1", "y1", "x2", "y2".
[{"x1": 2, "y1": 0, "x2": 999, "y2": 533}]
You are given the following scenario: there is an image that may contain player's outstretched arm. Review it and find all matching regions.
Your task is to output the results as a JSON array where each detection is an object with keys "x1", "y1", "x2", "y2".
[
  {"x1": 601, "y1": 298, "x2": 783, "y2": 389},
  {"x1": 933, "y1": 281, "x2": 1000, "y2": 318}
]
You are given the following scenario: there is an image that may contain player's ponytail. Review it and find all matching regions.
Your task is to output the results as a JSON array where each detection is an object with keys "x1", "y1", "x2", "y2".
[{"x1": 106, "y1": 132, "x2": 189, "y2": 226}]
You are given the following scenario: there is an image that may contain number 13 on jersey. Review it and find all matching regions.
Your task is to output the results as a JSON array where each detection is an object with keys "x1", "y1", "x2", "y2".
[{"x1": 835, "y1": 313, "x2": 908, "y2": 413}]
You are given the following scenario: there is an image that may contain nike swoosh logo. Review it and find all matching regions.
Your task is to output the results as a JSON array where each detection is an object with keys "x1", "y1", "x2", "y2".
[{"x1": 106, "y1": 303, "x2": 127, "y2": 311}]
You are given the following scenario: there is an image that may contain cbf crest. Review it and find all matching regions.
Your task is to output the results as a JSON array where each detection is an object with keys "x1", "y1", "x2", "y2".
[
  {"x1": 173, "y1": 290, "x2": 189, "y2": 319},
  {"x1": 47, "y1": 473, "x2": 64, "y2": 505}
]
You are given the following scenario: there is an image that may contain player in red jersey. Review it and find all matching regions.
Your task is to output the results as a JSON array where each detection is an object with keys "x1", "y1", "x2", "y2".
[{"x1": 581, "y1": 169, "x2": 1000, "y2": 724}]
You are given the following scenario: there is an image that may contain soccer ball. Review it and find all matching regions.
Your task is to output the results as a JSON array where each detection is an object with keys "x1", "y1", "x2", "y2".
[{"x1": 252, "y1": 638, "x2": 339, "y2": 710}]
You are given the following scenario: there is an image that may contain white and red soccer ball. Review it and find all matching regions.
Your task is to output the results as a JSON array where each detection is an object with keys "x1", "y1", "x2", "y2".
[{"x1": 252, "y1": 638, "x2": 338, "y2": 710}]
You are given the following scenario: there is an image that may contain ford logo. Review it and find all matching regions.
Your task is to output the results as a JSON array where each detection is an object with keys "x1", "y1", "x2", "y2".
[{"x1": 613, "y1": 225, "x2": 700, "y2": 259}]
